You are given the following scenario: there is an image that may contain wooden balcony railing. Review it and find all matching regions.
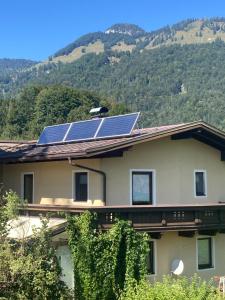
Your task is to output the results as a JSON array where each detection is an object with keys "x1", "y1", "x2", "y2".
[{"x1": 21, "y1": 203, "x2": 225, "y2": 232}]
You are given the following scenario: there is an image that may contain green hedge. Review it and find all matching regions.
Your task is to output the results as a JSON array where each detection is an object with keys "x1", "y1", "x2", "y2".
[{"x1": 120, "y1": 275, "x2": 222, "y2": 300}]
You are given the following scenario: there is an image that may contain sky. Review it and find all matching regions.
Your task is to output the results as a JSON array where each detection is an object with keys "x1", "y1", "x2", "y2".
[{"x1": 1, "y1": 0, "x2": 225, "y2": 61}]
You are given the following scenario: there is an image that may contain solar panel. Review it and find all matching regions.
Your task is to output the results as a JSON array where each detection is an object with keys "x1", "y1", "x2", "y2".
[
  {"x1": 65, "y1": 119, "x2": 102, "y2": 142},
  {"x1": 37, "y1": 123, "x2": 70, "y2": 145},
  {"x1": 37, "y1": 112, "x2": 140, "y2": 146},
  {"x1": 96, "y1": 112, "x2": 139, "y2": 138}
]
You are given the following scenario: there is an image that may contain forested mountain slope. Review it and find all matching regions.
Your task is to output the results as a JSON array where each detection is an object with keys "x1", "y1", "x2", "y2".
[
  {"x1": 2, "y1": 18, "x2": 225, "y2": 135},
  {"x1": 13, "y1": 40, "x2": 225, "y2": 129},
  {"x1": 0, "y1": 58, "x2": 37, "y2": 95}
]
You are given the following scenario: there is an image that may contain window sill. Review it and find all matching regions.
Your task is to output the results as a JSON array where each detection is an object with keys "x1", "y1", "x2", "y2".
[
  {"x1": 197, "y1": 266, "x2": 215, "y2": 271},
  {"x1": 132, "y1": 202, "x2": 152, "y2": 205},
  {"x1": 73, "y1": 200, "x2": 88, "y2": 202}
]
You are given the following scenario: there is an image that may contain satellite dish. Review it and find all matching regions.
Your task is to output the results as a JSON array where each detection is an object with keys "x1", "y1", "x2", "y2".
[{"x1": 171, "y1": 259, "x2": 184, "y2": 276}]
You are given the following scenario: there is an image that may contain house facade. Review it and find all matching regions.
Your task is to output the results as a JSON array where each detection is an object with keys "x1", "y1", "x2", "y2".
[{"x1": 2, "y1": 120, "x2": 225, "y2": 287}]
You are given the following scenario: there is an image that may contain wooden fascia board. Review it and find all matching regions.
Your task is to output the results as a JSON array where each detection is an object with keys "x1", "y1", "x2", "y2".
[
  {"x1": 85, "y1": 123, "x2": 211, "y2": 156},
  {"x1": 3, "y1": 121, "x2": 225, "y2": 163},
  {"x1": 87, "y1": 122, "x2": 225, "y2": 157}
]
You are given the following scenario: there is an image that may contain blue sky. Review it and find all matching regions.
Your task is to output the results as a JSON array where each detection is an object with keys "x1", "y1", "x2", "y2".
[{"x1": 1, "y1": 0, "x2": 225, "y2": 61}]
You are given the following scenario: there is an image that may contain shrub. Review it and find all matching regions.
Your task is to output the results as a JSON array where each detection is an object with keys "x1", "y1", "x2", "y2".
[
  {"x1": 67, "y1": 211, "x2": 149, "y2": 300},
  {"x1": 0, "y1": 190, "x2": 73, "y2": 299},
  {"x1": 119, "y1": 275, "x2": 222, "y2": 300}
]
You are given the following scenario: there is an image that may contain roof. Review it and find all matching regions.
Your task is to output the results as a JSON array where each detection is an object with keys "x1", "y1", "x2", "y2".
[
  {"x1": 1, "y1": 121, "x2": 225, "y2": 163},
  {"x1": 0, "y1": 140, "x2": 34, "y2": 151},
  {"x1": 8, "y1": 216, "x2": 66, "y2": 239}
]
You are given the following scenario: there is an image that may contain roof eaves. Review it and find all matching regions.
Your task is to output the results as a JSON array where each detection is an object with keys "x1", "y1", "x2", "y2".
[
  {"x1": 3, "y1": 121, "x2": 225, "y2": 163},
  {"x1": 85, "y1": 121, "x2": 225, "y2": 156},
  {"x1": 85, "y1": 121, "x2": 197, "y2": 154}
]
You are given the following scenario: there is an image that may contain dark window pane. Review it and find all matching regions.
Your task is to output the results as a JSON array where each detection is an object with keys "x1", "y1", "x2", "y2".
[
  {"x1": 75, "y1": 172, "x2": 88, "y2": 201},
  {"x1": 24, "y1": 174, "x2": 33, "y2": 203},
  {"x1": 195, "y1": 172, "x2": 205, "y2": 196},
  {"x1": 198, "y1": 238, "x2": 212, "y2": 269},
  {"x1": 147, "y1": 241, "x2": 155, "y2": 274},
  {"x1": 132, "y1": 172, "x2": 152, "y2": 204}
]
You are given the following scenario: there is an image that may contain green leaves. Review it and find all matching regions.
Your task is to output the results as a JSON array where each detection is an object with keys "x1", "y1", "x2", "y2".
[
  {"x1": 67, "y1": 212, "x2": 149, "y2": 300},
  {"x1": 0, "y1": 192, "x2": 72, "y2": 299},
  {"x1": 120, "y1": 275, "x2": 222, "y2": 300},
  {"x1": 0, "y1": 85, "x2": 126, "y2": 139}
]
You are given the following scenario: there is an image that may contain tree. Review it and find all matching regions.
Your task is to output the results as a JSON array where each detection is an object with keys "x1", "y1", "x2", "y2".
[
  {"x1": 67, "y1": 211, "x2": 149, "y2": 300},
  {"x1": 0, "y1": 190, "x2": 72, "y2": 299},
  {"x1": 4, "y1": 86, "x2": 43, "y2": 138}
]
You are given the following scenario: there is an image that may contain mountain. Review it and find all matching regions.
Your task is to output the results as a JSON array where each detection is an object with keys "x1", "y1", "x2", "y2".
[
  {"x1": 3, "y1": 18, "x2": 225, "y2": 132},
  {"x1": 105, "y1": 23, "x2": 145, "y2": 35},
  {"x1": 49, "y1": 18, "x2": 225, "y2": 63},
  {"x1": 0, "y1": 58, "x2": 37, "y2": 96},
  {"x1": 0, "y1": 58, "x2": 37, "y2": 70}
]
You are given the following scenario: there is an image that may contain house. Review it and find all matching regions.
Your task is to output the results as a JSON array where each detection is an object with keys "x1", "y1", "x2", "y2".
[{"x1": 2, "y1": 113, "x2": 225, "y2": 288}]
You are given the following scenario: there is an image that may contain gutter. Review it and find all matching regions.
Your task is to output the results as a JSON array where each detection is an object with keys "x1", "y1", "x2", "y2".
[{"x1": 68, "y1": 158, "x2": 106, "y2": 204}]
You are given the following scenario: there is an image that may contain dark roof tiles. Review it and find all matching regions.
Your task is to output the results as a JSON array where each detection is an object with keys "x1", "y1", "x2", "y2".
[{"x1": 0, "y1": 121, "x2": 222, "y2": 162}]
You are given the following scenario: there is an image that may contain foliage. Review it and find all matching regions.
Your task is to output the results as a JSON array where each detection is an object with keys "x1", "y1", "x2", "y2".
[
  {"x1": 0, "y1": 85, "x2": 127, "y2": 139},
  {"x1": 4, "y1": 85, "x2": 43, "y2": 138},
  {"x1": 4, "y1": 19, "x2": 225, "y2": 135},
  {"x1": 0, "y1": 59, "x2": 37, "y2": 96},
  {"x1": 0, "y1": 59, "x2": 37, "y2": 70},
  {"x1": 0, "y1": 190, "x2": 72, "y2": 299},
  {"x1": 5, "y1": 40, "x2": 225, "y2": 132},
  {"x1": 53, "y1": 23, "x2": 144, "y2": 57},
  {"x1": 66, "y1": 211, "x2": 149, "y2": 300},
  {"x1": 119, "y1": 275, "x2": 222, "y2": 300},
  {"x1": 0, "y1": 190, "x2": 20, "y2": 240}
]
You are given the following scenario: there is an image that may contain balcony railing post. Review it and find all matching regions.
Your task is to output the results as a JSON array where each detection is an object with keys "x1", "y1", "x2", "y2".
[
  {"x1": 161, "y1": 212, "x2": 167, "y2": 226},
  {"x1": 218, "y1": 209, "x2": 222, "y2": 226},
  {"x1": 194, "y1": 210, "x2": 202, "y2": 225}
]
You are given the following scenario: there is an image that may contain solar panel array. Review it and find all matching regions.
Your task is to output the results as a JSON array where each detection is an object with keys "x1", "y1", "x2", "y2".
[
  {"x1": 65, "y1": 119, "x2": 102, "y2": 142},
  {"x1": 96, "y1": 114, "x2": 139, "y2": 138},
  {"x1": 37, "y1": 112, "x2": 139, "y2": 145},
  {"x1": 37, "y1": 123, "x2": 70, "y2": 145}
]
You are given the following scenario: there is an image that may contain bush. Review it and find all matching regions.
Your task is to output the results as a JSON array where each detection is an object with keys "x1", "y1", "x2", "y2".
[
  {"x1": 67, "y1": 211, "x2": 149, "y2": 300},
  {"x1": 120, "y1": 275, "x2": 222, "y2": 300},
  {"x1": 0, "y1": 191, "x2": 73, "y2": 299}
]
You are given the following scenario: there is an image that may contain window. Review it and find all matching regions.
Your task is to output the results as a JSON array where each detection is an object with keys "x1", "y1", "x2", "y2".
[
  {"x1": 194, "y1": 170, "x2": 207, "y2": 197},
  {"x1": 74, "y1": 172, "x2": 88, "y2": 201},
  {"x1": 131, "y1": 171, "x2": 153, "y2": 204},
  {"x1": 22, "y1": 173, "x2": 33, "y2": 203},
  {"x1": 147, "y1": 240, "x2": 156, "y2": 275},
  {"x1": 197, "y1": 237, "x2": 213, "y2": 270}
]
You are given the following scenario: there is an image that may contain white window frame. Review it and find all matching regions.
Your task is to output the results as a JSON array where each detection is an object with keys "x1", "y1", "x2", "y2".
[
  {"x1": 72, "y1": 170, "x2": 89, "y2": 202},
  {"x1": 130, "y1": 169, "x2": 156, "y2": 205},
  {"x1": 146, "y1": 239, "x2": 157, "y2": 277},
  {"x1": 194, "y1": 170, "x2": 207, "y2": 198},
  {"x1": 196, "y1": 235, "x2": 215, "y2": 271},
  {"x1": 21, "y1": 172, "x2": 34, "y2": 203}
]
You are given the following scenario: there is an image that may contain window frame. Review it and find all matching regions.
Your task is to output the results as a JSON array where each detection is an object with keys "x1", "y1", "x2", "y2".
[
  {"x1": 194, "y1": 170, "x2": 207, "y2": 198},
  {"x1": 196, "y1": 236, "x2": 215, "y2": 271},
  {"x1": 130, "y1": 169, "x2": 156, "y2": 205},
  {"x1": 72, "y1": 170, "x2": 89, "y2": 202},
  {"x1": 21, "y1": 172, "x2": 34, "y2": 204},
  {"x1": 146, "y1": 239, "x2": 157, "y2": 276}
]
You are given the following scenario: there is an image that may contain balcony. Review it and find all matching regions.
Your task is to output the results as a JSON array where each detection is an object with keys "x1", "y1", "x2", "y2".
[{"x1": 21, "y1": 203, "x2": 225, "y2": 234}]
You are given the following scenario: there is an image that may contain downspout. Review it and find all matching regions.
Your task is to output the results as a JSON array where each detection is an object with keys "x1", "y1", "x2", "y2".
[{"x1": 68, "y1": 158, "x2": 106, "y2": 205}]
